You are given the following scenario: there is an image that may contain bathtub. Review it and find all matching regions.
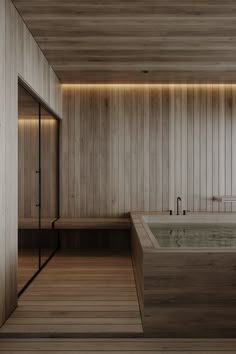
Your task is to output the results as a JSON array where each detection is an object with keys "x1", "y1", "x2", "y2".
[{"x1": 131, "y1": 212, "x2": 236, "y2": 337}]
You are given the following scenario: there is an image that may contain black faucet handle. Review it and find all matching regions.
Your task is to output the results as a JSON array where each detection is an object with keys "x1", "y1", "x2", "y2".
[{"x1": 183, "y1": 210, "x2": 191, "y2": 215}]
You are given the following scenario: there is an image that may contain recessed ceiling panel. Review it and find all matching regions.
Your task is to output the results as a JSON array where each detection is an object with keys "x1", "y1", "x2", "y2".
[{"x1": 12, "y1": 0, "x2": 236, "y2": 83}]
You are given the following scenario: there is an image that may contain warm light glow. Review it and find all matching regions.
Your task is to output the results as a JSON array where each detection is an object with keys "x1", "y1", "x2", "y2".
[
  {"x1": 18, "y1": 119, "x2": 38, "y2": 123},
  {"x1": 18, "y1": 119, "x2": 56, "y2": 124},
  {"x1": 62, "y1": 83, "x2": 236, "y2": 88}
]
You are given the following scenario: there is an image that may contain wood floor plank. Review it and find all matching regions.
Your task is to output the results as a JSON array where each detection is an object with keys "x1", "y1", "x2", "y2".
[
  {"x1": 5, "y1": 318, "x2": 140, "y2": 325},
  {"x1": 19, "y1": 301, "x2": 138, "y2": 306},
  {"x1": 1, "y1": 349, "x2": 234, "y2": 354},
  {"x1": 12, "y1": 305, "x2": 139, "y2": 312},
  {"x1": 10, "y1": 311, "x2": 140, "y2": 319},
  {"x1": 21, "y1": 295, "x2": 137, "y2": 300},
  {"x1": 0, "y1": 324, "x2": 143, "y2": 333},
  {"x1": 1, "y1": 338, "x2": 236, "y2": 352}
]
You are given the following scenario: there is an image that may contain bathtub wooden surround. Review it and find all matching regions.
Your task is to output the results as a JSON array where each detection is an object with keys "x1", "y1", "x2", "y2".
[{"x1": 131, "y1": 212, "x2": 236, "y2": 337}]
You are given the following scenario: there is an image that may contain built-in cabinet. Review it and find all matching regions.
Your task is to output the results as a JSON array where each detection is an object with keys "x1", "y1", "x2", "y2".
[{"x1": 18, "y1": 84, "x2": 60, "y2": 295}]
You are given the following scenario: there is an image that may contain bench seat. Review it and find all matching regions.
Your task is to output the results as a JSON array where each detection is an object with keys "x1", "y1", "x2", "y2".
[
  {"x1": 18, "y1": 218, "x2": 56, "y2": 230},
  {"x1": 53, "y1": 218, "x2": 131, "y2": 230}
]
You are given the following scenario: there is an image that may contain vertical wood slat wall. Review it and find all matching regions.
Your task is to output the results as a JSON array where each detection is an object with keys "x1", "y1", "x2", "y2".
[
  {"x1": 62, "y1": 84, "x2": 235, "y2": 217},
  {"x1": 0, "y1": 0, "x2": 62, "y2": 326},
  {"x1": 0, "y1": 0, "x2": 6, "y2": 328}
]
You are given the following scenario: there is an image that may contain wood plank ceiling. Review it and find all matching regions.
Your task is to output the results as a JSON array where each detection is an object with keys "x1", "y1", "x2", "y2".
[{"x1": 11, "y1": 0, "x2": 236, "y2": 83}]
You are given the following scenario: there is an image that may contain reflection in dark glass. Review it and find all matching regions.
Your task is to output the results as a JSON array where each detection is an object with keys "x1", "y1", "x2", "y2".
[
  {"x1": 18, "y1": 84, "x2": 59, "y2": 295},
  {"x1": 18, "y1": 85, "x2": 40, "y2": 293},
  {"x1": 40, "y1": 107, "x2": 59, "y2": 265}
]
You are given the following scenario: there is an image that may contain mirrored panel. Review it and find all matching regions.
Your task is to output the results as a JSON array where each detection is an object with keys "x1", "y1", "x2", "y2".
[
  {"x1": 18, "y1": 83, "x2": 60, "y2": 295},
  {"x1": 18, "y1": 84, "x2": 40, "y2": 293}
]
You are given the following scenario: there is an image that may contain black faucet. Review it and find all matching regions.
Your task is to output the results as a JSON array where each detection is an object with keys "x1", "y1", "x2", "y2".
[{"x1": 177, "y1": 197, "x2": 182, "y2": 215}]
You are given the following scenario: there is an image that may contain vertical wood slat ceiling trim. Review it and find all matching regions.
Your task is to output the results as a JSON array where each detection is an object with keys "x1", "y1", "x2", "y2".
[{"x1": 62, "y1": 84, "x2": 236, "y2": 217}]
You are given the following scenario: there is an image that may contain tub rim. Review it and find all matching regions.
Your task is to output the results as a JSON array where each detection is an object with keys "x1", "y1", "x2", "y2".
[{"x1": 131, "y1": 211, "x2": 236, "y2": 253}]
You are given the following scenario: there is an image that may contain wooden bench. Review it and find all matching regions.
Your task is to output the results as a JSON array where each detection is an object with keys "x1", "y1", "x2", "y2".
[
  {"x1": 53, "y1": 218, "x2": 131, "y2": 230},
  {"x1": 54, "y1": 218, "x2": 131, "y2": 249},
  {"x1": 19, "y1": 217, "x2": 131, "y2": 231},
  {"x1": 18, "y1": 218, "x2": 57, "y2": 230}
]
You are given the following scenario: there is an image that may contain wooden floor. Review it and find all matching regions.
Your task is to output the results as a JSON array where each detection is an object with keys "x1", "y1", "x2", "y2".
[
  {"x1": 1, "y1": 251, "x2": 142, "y2": 337},
  {"x1": 18, "y1": 250, "x2": 39, "y2": 292},
  {"x1": 18, "y1": 250, "x2": 56, "y2": 293},
  {"x1": 1, "y1": 338, "x2": 236, "y2": 353},
  {"x1": 2, "y1": 251, "x2": 236, "y2": 352}
]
